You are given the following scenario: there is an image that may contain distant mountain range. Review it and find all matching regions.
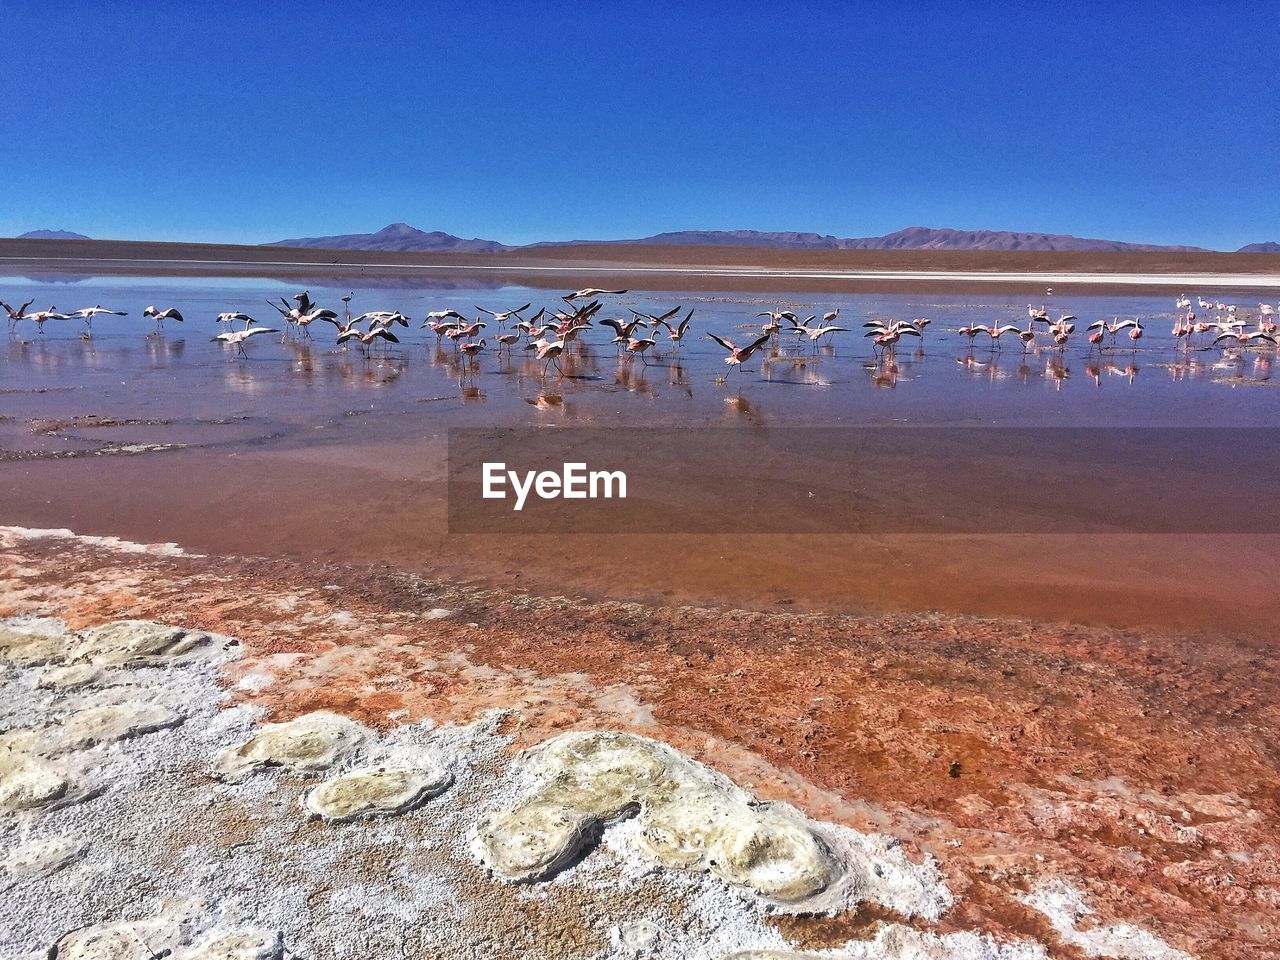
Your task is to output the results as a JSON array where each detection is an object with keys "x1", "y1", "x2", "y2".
[
  {"x1": 266, "y1": 222, "x2": 511, "y2": 254},
  {"x1": 263, "y1": 222, "x2": 1275, "y2": 254},
  {"x1": 18, "y1": 229, "x2": 91, "y2": 240},
  {"x1": 531, "y1": 226, "x2": 1210, "y2": 253},
  {"x1": 12, "y1": 223, "x2": 1279, "y2": 254}
]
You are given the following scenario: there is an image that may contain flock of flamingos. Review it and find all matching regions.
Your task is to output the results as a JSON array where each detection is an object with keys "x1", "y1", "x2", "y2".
[{"x1": 3, "y1": 288, "x2": 1278, "y2": 380}]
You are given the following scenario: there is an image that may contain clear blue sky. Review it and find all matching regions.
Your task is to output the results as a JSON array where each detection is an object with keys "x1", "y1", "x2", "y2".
[{"x1": 4, "y1": 1, "x2": 1276, "y2": 249}]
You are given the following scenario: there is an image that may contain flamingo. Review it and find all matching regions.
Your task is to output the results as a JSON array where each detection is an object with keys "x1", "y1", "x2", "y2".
[
  {"x1": 625, "y1": 333, "x2": 658, "y2": 364},
  {"x1": 337, "y1": 325, "x2": 400, "y2": 357},
  {"x1": 315, "y1": 311, "x2": 373, "y2": 340},
  {"x1": 1112, "y1": 318, "x2": 1143, "y2": 349},
  {"x1": 446, "y1": 320, "x2": 486, "y2": 345},
  {"x1": 1, "y1": 298, "x2": 35, "y2": 330},
  {"x1": 27, "y1": 307, "x2": 73, "y2": 334},
  {"x1": 68, "y1": 305, "x2": 127, "y2": 333},
  {"x1": 599, "y1": 317, "x2": 649, "y2": 350},
  {"x1": 974, "y1": 322, "x2": 1021, "y2": 348},
  {"x1": 760, "y1": 313, "x2": 786, "y2": 338},
  {"x1": 654, "y1": 307, "x2": 694, "y2": 347},
  {"x1": 525, "y1": 336, "x2": 568, "y2": 375},
  {"x1": 1214, "y1": 330, "x2": 1278, "y2": 348},
  {"x1": 425, "y1": 309, "x2": 467, "y2": 324},
  {"x1": 864, "y1": 323, "x2": 921, "y2": 354},
  {"x1": 459, "y1": 338, "x2": 487, "y2": 358},
  {"x1": 214, "y1": 326, "x2": 278, "y2": 357},
  {"x1": 264, "y1": 297, "x2": 302, "y2": 334},
  {"x1": 475, "y1": 303, "x2": 531, "y2": 326},
  {"x1": 143, "y1": 305, "x2": 184, "y2": 330},
  {"x1": 798, "y1": 322, "x2": 847, "y2": 348},
  {"x1": 563, "y1": 288, "x2": 628, "y2": 301},
  {"x1": 424, "y1": 318, "x2": 461, "y2": 340},
  {"x1": 514, "y1": 308, "x2": 547, "y2": 334},
  {"x1": 522, "y1": 321, "x2": 552, "y2": 341},
  {"x1": 756, "y1": 309, "x2": 798, "y2": 327},
  {"x1": 1172, "y1": 314, "x2": 1192, "y2": 348},
  {"x1": 631, "y1": 305, "x2": 681, "y2": 329},
  {"x1": 294, "y1": 308, "x2": 338, "y2": 338},
  {"x1": 707, "y1": 332, "x2": 771, "y2": 372}
]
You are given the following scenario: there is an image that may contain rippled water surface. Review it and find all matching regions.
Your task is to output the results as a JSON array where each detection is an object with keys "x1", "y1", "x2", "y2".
[
  {"x1": 3, "y1": 274, "x2": 1279, "y2": 435},
  {"x1": 4, "y1": 272, "x2": 1279, "y2": 633}
]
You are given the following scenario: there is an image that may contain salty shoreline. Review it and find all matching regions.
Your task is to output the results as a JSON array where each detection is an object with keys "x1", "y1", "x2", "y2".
[
  {"x1": 4, "y1": 237, "x2": 1280, "y2": 296},
  {"x1": 3, "y1": 525, "x2": 1277, "y2": 959},
  {"x1": 6, "y1": 254, "x2": 1280, "y2": 291}
]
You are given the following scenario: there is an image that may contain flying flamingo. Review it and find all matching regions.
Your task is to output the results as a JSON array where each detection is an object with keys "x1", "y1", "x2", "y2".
[
  {"x1": 1213, "y1": 329, "x2": 1278, "y2": 348},
  {"x1": 563, "y1": 288, "x2": 628, "y2": 301},
  {"x1": 1, "y1": 298, "x2": 35, "y2": 331},
  {"x1": 707, "y1": 332, "x2": 771, "y2": 373},
  {"x1": 27, "y1": 306, "x2": 73, "y2": 334},
  {"x1": 475, "y1": 303, "x2": 531, "y2": 326},
  {"x1": 68, "y1": 305, "x2": 127, "y2": 334},
  {"x1": 798, "y1": 321, "x2": 847, "y2": 349},
  {"x1": 214, "y1": 326, "x2": 278, "y2": 357},
  {"x1": 756, "y1": 309, "x2": 798, "y2": 327},
  {"x1": 294, "y1": 308, "x2": 339, "y2": 339},
  {"x1": 599, "y1": 317, "x2": 649, "y2": 351},
  {"x1": 143, "y1": 305, "x2": 184, "y2": 331},
  {"x1": 654, "y1": 308, "x2": 694, "y2": 347}
]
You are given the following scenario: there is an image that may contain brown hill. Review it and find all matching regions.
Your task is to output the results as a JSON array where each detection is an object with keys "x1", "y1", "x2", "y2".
[{"x1": 268, "y1": 222, "x2": 511, "y2": 254}]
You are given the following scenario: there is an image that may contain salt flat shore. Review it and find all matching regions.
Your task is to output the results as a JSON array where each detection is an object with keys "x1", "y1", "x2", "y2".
[
  {"x1": 3, "y1": 526, "x2": 1276, "y2": 959},
  {"x1": 3, "y1": 238, "x2": 1279, "y2": 294}
]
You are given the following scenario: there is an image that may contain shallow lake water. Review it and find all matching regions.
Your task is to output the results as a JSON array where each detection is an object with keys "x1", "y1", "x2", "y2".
[{"x1": 3, "y1": 272, "x2": 1279, "y2": 633}]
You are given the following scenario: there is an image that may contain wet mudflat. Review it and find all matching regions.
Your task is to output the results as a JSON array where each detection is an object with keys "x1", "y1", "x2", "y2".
[{"x1": 2, "y1": 527, "x2": 1275, "y2": 959}]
